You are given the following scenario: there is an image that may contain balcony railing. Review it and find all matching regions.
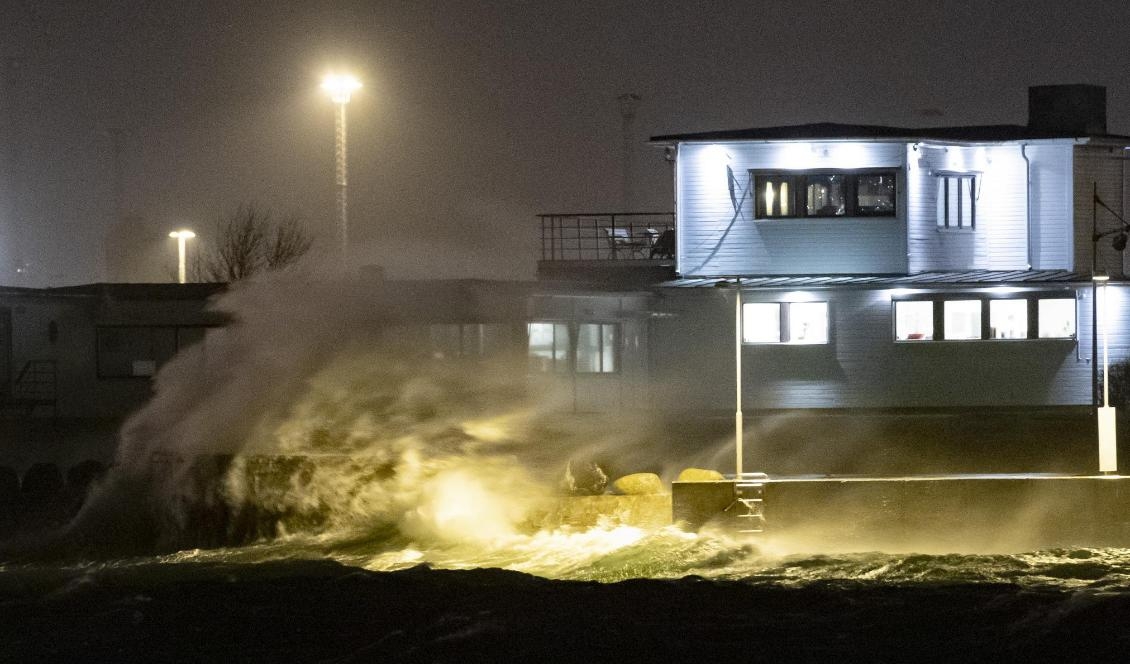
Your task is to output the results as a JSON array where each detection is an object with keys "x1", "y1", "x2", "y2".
[{"x1": 538, "y1": 212, "x2": 675, "y2": 261}]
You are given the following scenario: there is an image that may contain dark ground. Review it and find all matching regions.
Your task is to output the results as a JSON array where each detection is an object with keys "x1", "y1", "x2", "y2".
[{"x1": 1, "y1": 560, "x2": 1128, "y2": 663}]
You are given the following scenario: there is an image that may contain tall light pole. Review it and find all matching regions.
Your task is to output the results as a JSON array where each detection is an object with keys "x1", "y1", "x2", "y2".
[
  {"x1": 734, "y1": 281, "x2": 744, "y2": 478},
  {"x1": 1095, "y1": 274, "x2": 1117, "y2": 473},
  {"x1": 1092, "y1": 185, "x2": 1129, "y2": 473},
  {"x1": 169, "y1": 229, "x2": 195, "y2": 284},
  {"x1": 322, "y1": 74, "x2": 361, "y2": 265}
]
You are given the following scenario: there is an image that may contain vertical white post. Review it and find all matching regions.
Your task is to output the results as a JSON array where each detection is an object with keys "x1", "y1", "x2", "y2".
[
  {"x1": 1099, "y1": 280, "x2": 1118, "y2": 473},
  {"x1": 735, "y1": 284, "x2": 743, "y2": 477},
  {"x1": 169, "y1": 230, "x2": 194, "y2": 284},
  {"x1": 176, "y1": 236, "x2": 187, "y2": 284},
  {"x1": 334, "y1": 101, "x2": 349, "y2": 264}
]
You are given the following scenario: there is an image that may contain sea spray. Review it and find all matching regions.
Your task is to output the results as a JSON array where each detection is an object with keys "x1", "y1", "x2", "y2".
[{"x1": 13, "y1": 272, "x2": 695, "y2": 562}]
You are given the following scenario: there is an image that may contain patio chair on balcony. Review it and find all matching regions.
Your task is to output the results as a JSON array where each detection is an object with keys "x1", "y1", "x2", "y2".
[
  {"x1": 649, "y1": 229, "x2": 675, "y2": 259},
  {"x1": 605, "y1": 227, "x2": 654, "y2": 259}
]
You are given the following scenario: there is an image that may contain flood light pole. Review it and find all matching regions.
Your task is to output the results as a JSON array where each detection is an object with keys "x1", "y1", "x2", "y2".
[
  {"x1": 1096, "y1": 274, "x2": 1117, "y2": 473},
  {"x1": 322, "y1": 74, "x2": 361, "y2": 265},
  {"x1": 734, "y1": 280, "x2": 744, "y2": 477},
  {"x1": 168, "y1": 229, "x2": 195, "y2": 284},
  {"x1": 1091, "y1": 183, "x2": 1129, "y2": 473}
]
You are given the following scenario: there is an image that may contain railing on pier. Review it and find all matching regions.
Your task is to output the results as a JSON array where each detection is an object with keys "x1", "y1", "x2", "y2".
[{"x1": 538, "y1": 212, "x2": 675, "y2": 261}]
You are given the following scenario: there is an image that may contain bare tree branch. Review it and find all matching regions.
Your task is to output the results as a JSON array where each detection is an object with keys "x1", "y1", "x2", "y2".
[
  {"x1": 265, "y1": 216, "x2": 314, "y2": 270},
  {"x1": 197, "y1": 203, "x2": 313, "y2": 282}
]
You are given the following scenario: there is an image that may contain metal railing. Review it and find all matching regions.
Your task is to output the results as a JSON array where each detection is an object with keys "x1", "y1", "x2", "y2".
[
  {"x1": 538, "y1": 212, "x2": 675, "y2": 261},
  {"x1": 1, "y1": 359, "x2": 57, "y2": 417}
]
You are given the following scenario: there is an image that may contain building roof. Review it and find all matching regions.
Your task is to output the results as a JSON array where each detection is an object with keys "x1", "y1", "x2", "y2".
[
  {"x1": 45, "y1": 282, "x2": 228, "y2": 300},
  {"x1": 660, "y1": 270, "x2": 1104, "y2": 289},
  {"x1": 651, "y1": 122, "x2": 1130, "y2": 144}
]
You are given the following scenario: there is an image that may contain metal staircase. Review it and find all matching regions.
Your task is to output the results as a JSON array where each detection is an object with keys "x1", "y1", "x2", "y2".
[{"x1": 725, "y1": 472, "x2": 768, "y2": 533}]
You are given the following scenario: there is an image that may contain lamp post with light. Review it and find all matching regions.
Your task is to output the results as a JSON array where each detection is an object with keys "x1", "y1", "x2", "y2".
[
  {"x1": 1091, "y1": 183, "x2": 1130, "y2": 473},
  {"x1": 321, "y1": 74, "x2": 362, "y2": 265},
  {"x1": 169, "y1": 229, "x2": 195, "y2": 284}
]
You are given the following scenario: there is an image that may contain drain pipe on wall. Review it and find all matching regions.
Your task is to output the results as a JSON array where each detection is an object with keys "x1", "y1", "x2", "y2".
[{"x1": 1022, "y1": 144, "x2": 1034, "y2": 269}]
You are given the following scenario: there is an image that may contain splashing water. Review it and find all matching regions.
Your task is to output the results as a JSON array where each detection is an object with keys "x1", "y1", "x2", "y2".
[{"x1": 8, "y1": 273, "x2": 1130, "y2": 600}]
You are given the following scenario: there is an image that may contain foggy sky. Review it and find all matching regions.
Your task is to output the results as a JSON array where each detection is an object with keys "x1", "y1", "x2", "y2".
[{"x1": 2, "y1": 0, "x2": 1130, "y2": 286}]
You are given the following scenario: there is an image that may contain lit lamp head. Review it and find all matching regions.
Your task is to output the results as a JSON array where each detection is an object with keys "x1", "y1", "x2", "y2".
[
  {"x1": 322, "y1": 74, "x2": 361, "y2": 104},
  {"x1": 169, "y1": 230, "x2": 196, "y2": 240}
]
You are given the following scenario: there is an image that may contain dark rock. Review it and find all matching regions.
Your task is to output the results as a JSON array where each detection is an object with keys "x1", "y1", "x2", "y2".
[
  {"x1": 21, "y1": 463, "x2": 64, "y2": 500},
  {"x1": 66, "y1": 460, "x2": 108, "y2": 495},
  {"x1": 0, "y1": 466, "x2": 18, "y2": 505},
  {"x1": 561, "y1": 460, "x2": 608, "y2": 496}
]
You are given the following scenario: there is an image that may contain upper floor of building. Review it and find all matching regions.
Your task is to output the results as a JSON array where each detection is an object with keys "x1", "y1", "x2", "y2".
[{"x1": 650, "y1": 84, "x2": 1130, "y2": 279}]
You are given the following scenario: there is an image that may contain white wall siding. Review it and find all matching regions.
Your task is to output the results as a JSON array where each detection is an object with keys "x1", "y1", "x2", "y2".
[
  {"x1": 907, "y1": 144, "x2": 1034, "y2": 272},
  {"x1": 677, "y1": 142, "x2": 906, "y2": 277},
  {"x1": 650, "y1": 285, "x2": 1128, "y2": 410},
  {"x1": 1026, "y1": 143, "x2": 1074, "y2": 269}
]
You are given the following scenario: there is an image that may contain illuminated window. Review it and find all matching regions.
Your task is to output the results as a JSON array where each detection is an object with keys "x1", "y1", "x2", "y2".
[
  {"x1": 753, "y1": 170, "x2": 897, "y2": 219},
  {"x1": 944, "y1": 300, "x2": 982, "y2": 340},
  {"x1": 576, "y1": 323, "x2": 618, "y2": 373},
  {"x1": 805, "y1": 174, "x2": 846, "y2": 216},
  {"x1": 989, "y1": 300, "x2": 1028, "y2": 339},
  {"x1": 1039, "y1": 298, "x2": 1076, "y2": 338},
  {"x1": 896, "y1": 294, "x2": 1079, "y2": 343},
  {"x1": 856, "y1": 173, "x2": 897, "y2": 215},
  {"x1": 742, "y1": 303, "x2": 782, "y2": 343},
  {"x1": 894, "y1": 301, "x2": 933, "y2": 341},
  {"x1": 743, "y1": 302, "x2": 828, "y2": 344},
  {"x1": 528, "y1": 322, "x2": 570, "y2": 372},
  {"x1": 788, "y1": 302, "x2": 829, "y2": 344},
  {"x1": 755, "y1": 176, "x2": 793, "y2": 217},
  {"x1": 937, "y1": 173, "x2": 976, "y2": 229}
]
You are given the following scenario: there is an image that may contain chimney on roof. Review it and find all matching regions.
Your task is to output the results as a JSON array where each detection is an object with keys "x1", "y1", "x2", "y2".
[{"x1": 1028, "y1": 84, "x2": 1107, "y2": 135}]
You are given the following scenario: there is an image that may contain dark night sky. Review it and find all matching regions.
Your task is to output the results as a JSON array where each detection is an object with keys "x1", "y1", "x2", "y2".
[{"x1": 2, "y1": 0, "x2": 1129, "y2": 286}]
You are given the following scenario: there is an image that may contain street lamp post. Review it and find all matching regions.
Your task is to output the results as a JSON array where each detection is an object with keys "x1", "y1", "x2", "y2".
[
  {"x1": 733, "y1": 280, "x2": 744, "y2": 477},
  {"x1": 1095, "y1": 274, "x2": 1117, "y2": 473},
  {"x1": 168, "y1": 229, "x2": 195, "y2": 284},
  {"x1": 1091, "y1": 184, "x2": 1130, "y2": 473},
  {"x1": 322, "y1": 74, "x2": 362, "y2": 265}
]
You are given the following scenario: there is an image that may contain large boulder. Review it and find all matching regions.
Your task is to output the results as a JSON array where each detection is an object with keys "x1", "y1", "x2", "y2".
[
  {"x1": 561, "y1": 460, "x2": 608, "y2": 496},
  {"x1": 610, "y1": 472, "x2": 664, "y2": 496},
  {"x1": 676, "y1": 468, "x2": 725, "y2": 483}
]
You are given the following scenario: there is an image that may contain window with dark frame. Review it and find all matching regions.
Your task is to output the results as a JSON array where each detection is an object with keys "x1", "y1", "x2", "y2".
[
  {"x1": 575, "y1": 323, "x2": 618, "y2": 373},
  {"x1": 752, "y1": 169, "x2": 897, "y2": 220},
  {"x1": 742, "y1": 301, "x2": 830, "y2": 345},
  {"x1": 892, "y1": 294, "x2": 1077, "y2": 342},
  {"x1": 527, "y1": 321, "x2": 621, "y2": 374},
  {"x1": 527, "y1": 322, "x2": 571, "y2": 373},
  {"x1": 936, "y1": 173, "x2": 976, "y2": 230}
]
